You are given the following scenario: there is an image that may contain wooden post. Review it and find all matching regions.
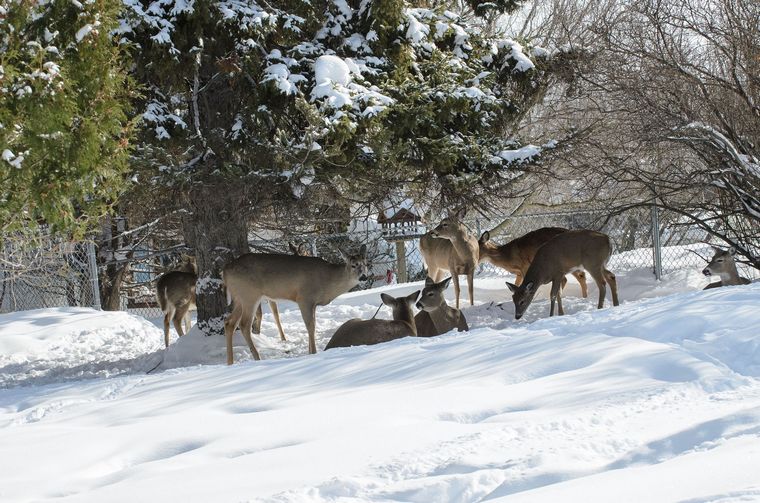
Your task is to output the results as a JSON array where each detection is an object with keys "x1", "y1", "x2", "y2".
[{"x1": 395, "y1": 240, "x2": 407, "y2": 283}]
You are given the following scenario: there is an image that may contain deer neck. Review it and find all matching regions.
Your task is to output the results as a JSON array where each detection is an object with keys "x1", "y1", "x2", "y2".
[
  {"x1": 322, "y1": 262, "x2": 359, "y2": 299},
  {"x1": 393, "y1": 305, "x2": 417, "y2": 336},
  {"x1": 718, "y1": 262, "x2": 742, "y2": 285},
  {"x1": 426, "y1": 302, "x2": 458, "y2": 331},
  {"x1": 448, "y1": 231, "x2": 475, "y2": 259}
]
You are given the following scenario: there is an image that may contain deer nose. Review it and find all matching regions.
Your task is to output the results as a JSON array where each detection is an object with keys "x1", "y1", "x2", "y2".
[
  {"x1": 416, "y1": 301, "x2": 423, "y2": 309},
  {"x1": 702, "y1": 268, "x2": 711, "y2": 276},
  {"x1": 515, "y1": 313, "x2": 522, "y2": 320}
]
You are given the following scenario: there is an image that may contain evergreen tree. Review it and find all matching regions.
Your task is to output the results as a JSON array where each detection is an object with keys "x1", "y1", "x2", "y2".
[
  {"x1": 120, "y1": 0, "x2": 557, "y2": 334},
  {"x1": 0, "y1": 0, "x2": 134, "y2": 236}
]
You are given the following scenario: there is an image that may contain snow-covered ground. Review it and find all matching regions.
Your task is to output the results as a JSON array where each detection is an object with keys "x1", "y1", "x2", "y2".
[{"x1": 1, "y1": 260, "x2": 760, "y2": 502}]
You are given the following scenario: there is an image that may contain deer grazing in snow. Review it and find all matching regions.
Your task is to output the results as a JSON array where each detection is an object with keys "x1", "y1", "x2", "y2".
[
  {"x1": 251, "y1": 242, "x2": 312, "y2": 342},
  {"x1": 419, "y1": 208, "x2": 479, "y2": 308},
  {"x1": 324, "y1": 290, "x2": 420, "y2": 349},
  {"x1": 155, "y1": 256, "x2": 197, "y2": 348},
  {"x1": 222, "y1": 244, "x2": 369, "y2": 364},
  {"x1": 702, "y1": 247, "x2": 751, "y2": 289},
  {"x1": 479, "y1": 227, "x2": 589, "y2": 298},
  {"x1": 414, "y1": 276, "x2": 468, "y2": 337},
  {"x1": 507, "y1": 230, "x2": 619, "y2": 319}
]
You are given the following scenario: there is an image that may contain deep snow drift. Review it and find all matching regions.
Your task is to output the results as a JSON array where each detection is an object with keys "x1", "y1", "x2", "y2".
[{"x1": 1, "y1": 262, "x2": 759, "y2": 502}]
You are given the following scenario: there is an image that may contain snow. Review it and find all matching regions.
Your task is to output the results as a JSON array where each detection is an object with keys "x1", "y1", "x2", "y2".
[
  {"x1": 2, "y1": 262, "x2": 760, "y2": 501},
  {"x1": 314, "y1": 54, "x2": 351, "y2": 87}
]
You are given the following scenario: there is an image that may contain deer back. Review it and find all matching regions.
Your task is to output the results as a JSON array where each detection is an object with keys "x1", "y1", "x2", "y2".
[
  {"x1": 479, "y1": 227, "x2": 569, "y2": 276},
  {"x1": 523, "y1": 230, "x2": 612, "y2": 286}
]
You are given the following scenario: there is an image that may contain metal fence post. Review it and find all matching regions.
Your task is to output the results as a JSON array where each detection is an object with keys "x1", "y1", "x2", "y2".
[
  {"x1": 86, "y1": 241, "x2": 102, "y2": 310},
  {"x1": 651, "y1": 202, "x2": 663, "y2": 280}
]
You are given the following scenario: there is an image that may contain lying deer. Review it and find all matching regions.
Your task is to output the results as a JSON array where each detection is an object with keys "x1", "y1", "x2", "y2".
[
  {"x1": 506, "y1": 230, "x2": 619, "y2": 319},
  {"x1": 420, "y1": 208, "x2": 479, "y2": 308},
  {"x1": 325, "y1": 291, "x2": 420, "y2": 349},
  {"x1": 155, "y1": 256, "x2": 197, "y2": 348},
  {"x1": 414, "y1": 277, "x2": 468, "y2": 337},
  {"x1": 479, "y1": 227, "x2": 588, "y2": 298},
  {"x1": 223, "y1": 244, "x2": 369, "y2": 364},
  {"x1": 252, "y1": 242, "x2": 311, "y2": 341},
  {"x1": 702, "y1": 247, "x2": 751, "y2": 289}
]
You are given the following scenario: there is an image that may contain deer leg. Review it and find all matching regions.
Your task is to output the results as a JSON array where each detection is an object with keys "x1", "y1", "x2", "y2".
[
  {"x1": 183, "y1": 310, "x2": 192, "y2": 334},
  {"x1": 173, "y1": 304, "x2": 190, "y2": 338},
  {"x1": 604, "y1": 269, "x2": 619, "y2": 306},
  {"x1": 239, "y1": 303, "x2": 261, "y2": 361},
  {"x1": 224, "y1": 301, "x2": 243, "y2": 365},
  {"x1": 467, "y1": 271, "x2": 474, "y2": 306},
  {"x1": 556, "y1": 287, "x2": 564, "y2": 316},
  {"x1": 573, "y1": 271, "x2": 589, "y2": 298},
  {"x1": 252, "y1": 303, "x2": 263, "y2": 335},
  {"x1": 163, "y1": 306, "x2": 176, "y2": 348},
  {"x1": 589, "y1": 268, "x2": 607, "y2": 309},
  {"x1": 452, "y1": 273, "x2": 461, "y2": 309},
  {"x1": 299, "y1": 302, "x2": 318, "y2": 354},
  {"x1": 431, "y1": 267, "x2": 445, "y2": 283},
  {"x1": 270, "y1": 301, "x2": 287, "y2": 341},
  {"x1": 549, "y1": 279, "x2": 562, "y2": 316}
]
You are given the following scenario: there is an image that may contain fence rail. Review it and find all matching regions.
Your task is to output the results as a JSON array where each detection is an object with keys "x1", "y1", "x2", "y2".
[{"x1": 2, "y1": 206, "x2": 756, "y2": 319}]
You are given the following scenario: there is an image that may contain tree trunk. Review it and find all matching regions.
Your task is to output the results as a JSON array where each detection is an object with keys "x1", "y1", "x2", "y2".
[
  {"x1": 182, "y1": 183, "x2": 249, "y2": 336},
  {"x1": 100, "y1": 262, "x2": 129, "y2": 311}
]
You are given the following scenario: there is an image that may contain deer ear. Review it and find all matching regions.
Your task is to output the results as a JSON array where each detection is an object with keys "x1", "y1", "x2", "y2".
[
  {"x1": 727, "y1": 246, "x2": 736, "y2": 255},
  {"x1": 506, "y1": 281, "x2": 518, "y2": 293},
  {"x1": 524, "y1": 282, "x2": 535, "y2": 292},
  {"x1": 380, "y1": 293, "x2": 394, "y2": 306},
  {"x1": 288, "y1": 242, "x2": 298, "y2": 254},
  {"x1": 440, "y1": 277, "x2": 452, "y2": 289},
  {"x1": 456, "y1": 208, "x2": 467, "y2": 220},
  {"x1": 479, "y1": 231, "x2": 490, "y2": 243},
  {"x1": 407, "y1": 290, "x2": 420, "y2": 303},
  {"x1": 425, "y1": 276, "x2": 435, "y2": 287}
]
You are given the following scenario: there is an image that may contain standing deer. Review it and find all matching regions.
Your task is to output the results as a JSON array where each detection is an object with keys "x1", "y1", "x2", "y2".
[
  {"x1": 702, "y1": 247, "x2": 751, "y2": 289},
  {"x1": 155, "y1": 256, "x2": 197, "y2": 348},
  {"x1": 420, "y1": 208, "x2": 479, "y2": 308},
  {"x1": 414, "y1": 276, "x2": 468, "y2": 337},
  {"x1": 252, "y1": 242, "x2": 311, "y2": 341},
  {"x1": 506, "y1": 230, "x2": 619, "y2": 319},
  {"x1": 479, "y1": 227, "x2": 589, "y2": 298},
  {"x1": 222, "y1": 244, "x2": 369, "y2": 364},
  {"x1": 325, "y1": 290, "x2": 420, "y2": 349}
]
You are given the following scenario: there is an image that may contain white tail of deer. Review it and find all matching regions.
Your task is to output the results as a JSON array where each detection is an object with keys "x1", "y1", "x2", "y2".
[
  {"x1": 222, "y1": 245, "x2": 369, "y2": 364},
  {"x1": 702, "y1": 247, "x2": 751, "y2": 289},
  {"x1": 414, "y1": 276, "x2": 468, "y2": 337},
  {"x1": 419, "y1": 208, "x2": 479, "y2": 308},
  {"x1": 155, "y1": 256, "x2": 197, "y2": 348},
  {"x1": 325, "y1": 291, "x2": 420, "y2": 349},
  {"x1": 506, "y1": 230, "x2": 619, "y2": 319},
  {"x1": 479, "y1": 227, "x2": 589, "y2": 298},
  {"x1": 252, "y1": 242, "x2": 312, "y2": 341}
]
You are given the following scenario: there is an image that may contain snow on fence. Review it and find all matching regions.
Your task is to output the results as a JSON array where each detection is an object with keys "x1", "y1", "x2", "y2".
[{"x1": 2, "y1": 206, "x2": 755, "y2": 318}]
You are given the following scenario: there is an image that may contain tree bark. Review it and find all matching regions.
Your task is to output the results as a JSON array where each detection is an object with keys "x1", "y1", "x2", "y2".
[{"x1": 182, "y1": 182, "x2": 249, "y2": 336}]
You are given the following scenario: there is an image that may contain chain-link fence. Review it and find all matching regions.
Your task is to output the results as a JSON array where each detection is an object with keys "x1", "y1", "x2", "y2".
[
  {"x1": 2, "y1": 206, "x2": 757, "y2": 317},
  {"x1": 1, "y1": 231, "x2": 100, "y2": 313}
]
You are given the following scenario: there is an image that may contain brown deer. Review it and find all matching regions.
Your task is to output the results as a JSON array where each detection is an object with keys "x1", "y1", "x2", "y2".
[
  {"x1": 222, "y1": 244, "x2": 369, "y2": 364},
  {"x1": 325, "y1": 290, "x2": 420, "y2": 349},
  {"x1": 252, "y1": 242, "x2": 312, "y2": 341},
  {"x1": 155, "y1": 256, "x2": 197, "y2": 348},
  {"x1": 479, "y1": 227, "x2": 589, "y2": 298},
  {"x1": 419, "y1": 208, "x2": 479, "y2": 308},
  {"x1": 414, "y1": 277, "x2": 468, "y2": 337},
  {"x1": 702, "y1": 247, "x2": 751, "y2": 289},
  {"x1": 506, "y1": 230, "x2": 619, "y2": 319}
]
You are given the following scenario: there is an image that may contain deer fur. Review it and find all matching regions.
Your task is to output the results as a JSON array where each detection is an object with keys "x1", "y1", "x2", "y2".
[
  {"x1": 414, "y1": 277, "x2": 468, "y2": 337},
  {"x1": 479, "y1": 227, "x2": 588, "y2": 298},
  {"x1": 506, "y1": 230, "x2": 619, "y2": 319},
  {"x1": 325, "y1": 291, "x2": 420, "y2": 349},
  {"x1": 702, "y1": 247, "x2": 751, "y2": 289},
  {"x1": 222, "y1": 245, "x2": 369, "y2": 364},
  {"x1": 420, "y1": 208, "x2": 479, "y2": 308}
]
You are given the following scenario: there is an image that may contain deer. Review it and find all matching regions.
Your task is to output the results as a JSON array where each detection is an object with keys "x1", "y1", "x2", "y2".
[
  {"x1": 155, "y1": 255, "x2": 197, "y2": 348},
  {"x1": 222, "y1": 244, "x2": 369, "y2": 364},
  {"x1": 479, "y1": 227, "x2": 589, "y2": 298},
  {"x1": 506, "y1": 230, "x2": 619, "y2": 319},
  {"x1": 251, "y1": 242, "x2": 312, "y2": 341},
  {"x1": 414, "y1": 276, "x2": 468, "y2": 337},
  {"x1": 325, "y1": 290, "x2": 420, "y2": 349},
  {"x1": 419, "y1": 208, "x2": 479, "y2": 309},
  {"x1": 702, "y1": 247, "x2": 751, "y2": 289}
]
